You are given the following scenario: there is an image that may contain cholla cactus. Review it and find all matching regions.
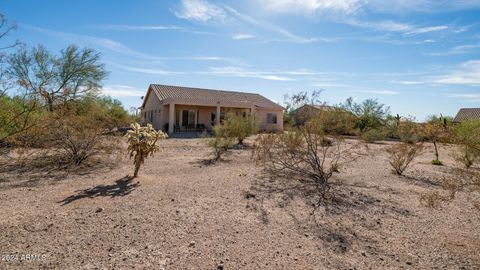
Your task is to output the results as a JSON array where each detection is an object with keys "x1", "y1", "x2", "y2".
[{"x1": 126, "y1": 123, "x2": 167, "y2": 178}]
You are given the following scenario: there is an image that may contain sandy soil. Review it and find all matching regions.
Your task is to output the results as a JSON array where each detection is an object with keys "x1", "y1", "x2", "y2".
[{"x1": 0, "y1": 138, "x2": 479, "y2": 269}]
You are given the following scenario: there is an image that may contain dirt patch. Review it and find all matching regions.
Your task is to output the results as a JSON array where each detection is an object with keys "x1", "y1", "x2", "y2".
[{"x1": 0, "y1": 138, "x2": 479, "y2": 269}]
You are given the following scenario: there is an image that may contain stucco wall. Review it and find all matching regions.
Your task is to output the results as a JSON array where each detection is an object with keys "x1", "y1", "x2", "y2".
[
  {"x1": 255, "y1": 109, "x2": 284, "y2": 132},
  {"x1": 141, "y1": 91, "x2": 163, "y2": 130}
]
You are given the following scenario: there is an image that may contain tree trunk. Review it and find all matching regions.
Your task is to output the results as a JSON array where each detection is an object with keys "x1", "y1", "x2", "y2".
[
  {"x1": 433, "y1": 140, "x2": 439, "y2": 161},
  {"x1": 133, "y1": 156, "x2": 141, "y2": 178}
]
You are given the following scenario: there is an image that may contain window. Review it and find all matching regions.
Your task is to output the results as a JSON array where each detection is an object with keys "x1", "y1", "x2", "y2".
[{"x1": 267, "y1": 113, "x2": 277, "y2": 124}]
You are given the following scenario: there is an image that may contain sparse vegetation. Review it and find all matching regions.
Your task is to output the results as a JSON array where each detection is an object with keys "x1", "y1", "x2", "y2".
[
  {"x1": 253, "y1": 116, "x2": 356, "y2": 207},
  {"x1": 387, "y1": 142, "x2": 423, "y2": 175}
]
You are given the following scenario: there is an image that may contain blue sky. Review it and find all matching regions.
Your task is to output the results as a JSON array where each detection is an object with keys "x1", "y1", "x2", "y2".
[{"x1": 2, "y1": 0, "x2": 480, "y2": 119}]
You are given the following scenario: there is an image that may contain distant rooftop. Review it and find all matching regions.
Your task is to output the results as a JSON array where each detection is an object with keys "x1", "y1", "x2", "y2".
[{"x1": 453, "y1": 108, "x2": 480, "y2": 123}]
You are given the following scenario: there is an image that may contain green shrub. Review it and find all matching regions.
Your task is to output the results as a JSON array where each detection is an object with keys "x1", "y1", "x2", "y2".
[
  {"x1": 431, "y1": 159, "x2": 443, "y2": 166},
  {"x1": 360, "y1": 128, "x2": 385, "y2": 143},
  {"x1": 396, "y1": 119, "x2": 422, "y2": 143},
  {"x1": 315, "y1": 109, "x2": 356, "y2": 136},
  {"x1": 453, "y1": 120, "x2": 480, "y2": 168},
  {"x1": 222, "y1": 113, "x2": 256, "y2": 145}
]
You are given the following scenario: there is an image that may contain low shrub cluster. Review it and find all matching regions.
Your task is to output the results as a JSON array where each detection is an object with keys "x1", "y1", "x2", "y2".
[{"x1": 252, "y1": 115, "x2": 358, "y2": 208}]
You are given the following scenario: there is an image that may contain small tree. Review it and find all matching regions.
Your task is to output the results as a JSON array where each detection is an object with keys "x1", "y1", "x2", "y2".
[
  {"x1": 222, "y1": 113, "x2": 256, "y2": 145},
  {"x1": 387, "y1": 142, "x2": 423, "y2": 175},
  {"x1": 423, "y1": 115, "x2": 450, "y2": 165},
  {"x1": 205, "y1": 124, "x2": 234, "y2": 162},
  {"x1": 339, "y1": 97, "x2": 390, "y2": 133},
  {"x1": 126, "y1": 123, "x2": 167, "y2": 178},
  {"x1": 7, "y1": 45, "x2": 107, "y2": 112}
]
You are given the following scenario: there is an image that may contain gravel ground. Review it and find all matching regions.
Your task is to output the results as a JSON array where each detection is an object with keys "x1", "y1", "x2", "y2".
[{"x1": 0, "y1": 138, "x2": 479, "y2": 269}]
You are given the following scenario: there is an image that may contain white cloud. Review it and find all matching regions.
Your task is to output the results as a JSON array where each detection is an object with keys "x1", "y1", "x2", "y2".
[
  {"x1": 102, "y1": 85, "x2": 145, "y2": 97},
  {"x1": 223, "y1": 5, "x2": 331, "y2": 44},
  {"x1": 447, "y1": 93, "x2": 480, "y2": 102},
  {"x1": 98, "y1": 25, "x2": 187, "y2": 31},
  {"x1": 259, "y1": 0, "x2": 480, "y2": 14},
  {"x1": 174, "y1": 0, "x2": 225, "y2": 22},
  {"x1": 356, "y1": 89, "x2": 399, "y2": 95},
  {"x1": 96, "y1": 24, "x2": 210, "y2": 35},
  {"x1": 435, "y1": 60, "x2": 480, "y2": 85},
  {"x1": 259, "y1": 0, "x2": 361, "y2": 14},
  {"x1": 232, "y1": 33, "x2": 256, "y2": 40},
  {"x1": 428, "y1": 43, "x2": 480, "y2": 56},
  {"x1": 202, "y1": 66, "x2": 294, "y2": 81},
  {"x1": 390, "y1": 80, "x2": 424, "y2": 85},
  {"x1": 405, "y1": 25, "x2": 448, "y2": 35},
  {"x1": 25, "y1": 25, "x2": 164, "y2": 61},
  {"x1": 120, "y1": 66, "x2": 182, "y2": 76},
  {"x1": 345, "y1": 19, "x2": 447, "y2": 35}
]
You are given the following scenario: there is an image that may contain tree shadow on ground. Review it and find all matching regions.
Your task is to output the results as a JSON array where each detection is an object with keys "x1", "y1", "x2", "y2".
[
  {"x1": 189, "y1": 151, "x2": 235, "y2": 167},
  {"x1": 401, "y1": 172, "x2": 441, "y2": 188},
  {"x1": 58, "y1": 176, "x2": 139, "y2": 205},
  {"x1": 246, "y1": 173, "x2": 414, "y2": 264},
  {"x1": 0, "y1": 152, "x2": 118, "y2": 190}
]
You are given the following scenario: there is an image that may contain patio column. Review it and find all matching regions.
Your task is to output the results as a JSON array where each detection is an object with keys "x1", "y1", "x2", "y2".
[
  {"x1": 250, "y1": 105, "x2": 256, "y2": 130},
  {"x1": 168, "y1": 102, "x2": 175, "y2": 133},
  {"x1": 216, "y1": 103, "x2": 221, "y2": 125}
]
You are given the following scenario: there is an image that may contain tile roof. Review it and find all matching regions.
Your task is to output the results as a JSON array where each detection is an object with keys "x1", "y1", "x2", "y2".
[
  {"x1": 453, "y1": 108, "x2": 480, "y2": 122},
  {"x1": 144, "y1": 84, "x2": 283, "y2": 109}
]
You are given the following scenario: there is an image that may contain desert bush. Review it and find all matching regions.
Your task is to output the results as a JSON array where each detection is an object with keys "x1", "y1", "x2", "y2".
[
  {"x1": 0, "y1": 95, "x2": 43, "y2": 144},
  {"x1": 387, "y1": 142, "x2": 423, "y2": 175},
  {"x1": 421, "y1": 167, "x2": 480, "y2": 209},
  {"x1": 396, "y1": 118, "x2": 422, "y2": 143},
  {"x1": 253, "y1": 117, "x2": 356, "y2": 207},
  {"x1": 222, "y1": 113, "x2": 256, "y2": 145},
  {"x1": 454, "y1": 145, "x2": 478, "y2": 168},
  {"x1": 452, "y1": 120, "x2": 480, "y2": 168},
  {"x1": 47, "y1": 102, "x2": 127, "y2": 165},
  {"x1": 126, "y1": 123, "x2": 167, "y2": 178},
  {"x1": 205, "y1": 124, "x2": 234, "y2": 162},
  {"x1": 422, "y1": 115, "x2": 450, "y2": 165},
  {"x1": 360, "y1": 128, "x2": 385, "y2": 143},
  {"x1": 54, "y1": 114, "x2": 106, "y2": 165},
  {"x1": 316, "y1": 109, "x2": 356, "y2": 136}
]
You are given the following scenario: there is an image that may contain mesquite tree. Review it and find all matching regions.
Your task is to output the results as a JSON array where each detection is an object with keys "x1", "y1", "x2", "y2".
[
  {"x1": 126, "y1": 123, "x2": 167, "y2": 178},
  {"x1": 7, "y1": 45, "x2": 107, "y2": 111}
]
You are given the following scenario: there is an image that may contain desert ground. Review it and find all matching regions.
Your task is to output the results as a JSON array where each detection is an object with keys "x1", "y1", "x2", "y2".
[{"x1": 0, "y1": 138, "x2": 479, "y2": 270}]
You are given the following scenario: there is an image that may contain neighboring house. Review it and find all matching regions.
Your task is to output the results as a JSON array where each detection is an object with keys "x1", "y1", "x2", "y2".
[
  {"x1": 140, "y1": 84, "x2": 284, "y2": 133},
  {"x1": 292, "y1": 104, "x2": 335, "y2": 125},
  {"x1": 453, "y1": 108, "x2": 480, "y2": 123}
]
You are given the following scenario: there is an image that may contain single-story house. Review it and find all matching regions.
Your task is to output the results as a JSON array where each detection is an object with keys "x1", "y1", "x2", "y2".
[
  {"x1": 453, "y1": 108, "x2": 480, "y2": 123},
  {"x1": 140, "y1": 84, "x2": 284, "y2": 133},
  {"x1": 292, "y1": 104, "x2": 335, "y2": 125}
]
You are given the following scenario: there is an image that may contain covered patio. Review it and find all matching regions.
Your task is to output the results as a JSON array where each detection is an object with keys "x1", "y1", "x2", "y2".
[{"x1": 164, "y1": 103, "x2": 252, "y2": 133}]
